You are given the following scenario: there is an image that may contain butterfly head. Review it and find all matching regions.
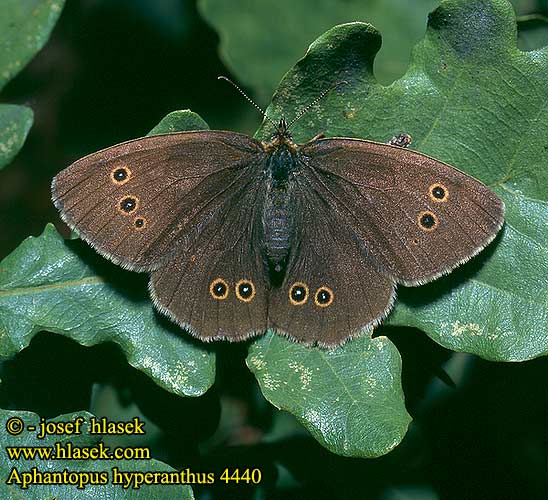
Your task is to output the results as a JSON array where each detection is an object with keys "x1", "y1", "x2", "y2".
[
  {"x1": 262, "y1": 117, "x2": 297, "y2": 152},
  {"x1": 274, "y1": 118, "x2": 291, "y2": 140}
]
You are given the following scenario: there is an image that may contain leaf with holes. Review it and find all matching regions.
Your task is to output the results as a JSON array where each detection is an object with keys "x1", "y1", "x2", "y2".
[
  {"x1": 247, "y1": 0, "x2": 547, "y2": 457},
  {"x1": 198, "y1": 0, "x2": 440, "y2": 97},
  {"x1": 0, "y1": 111, "x2": 215, "y2": 397},
  {"x1": 257, "y1": 0, "x2": 548, "y2": 362},
  {"x1": 0, "y1": 409, "x2": 195, "y2": 498}
]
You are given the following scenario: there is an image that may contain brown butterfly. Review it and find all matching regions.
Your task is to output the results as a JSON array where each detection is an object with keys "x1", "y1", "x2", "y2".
[{"x1": 52, "y1": 80, "x2": 504, "y2": 347}]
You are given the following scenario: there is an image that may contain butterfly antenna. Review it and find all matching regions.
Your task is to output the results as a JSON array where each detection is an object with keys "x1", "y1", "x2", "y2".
[
  {"x1": 287, "y1": 80, "x2": 349, "y2": 129},
  {"x1": 218, "y1": 76, "x2": 277, "y2": 128}
]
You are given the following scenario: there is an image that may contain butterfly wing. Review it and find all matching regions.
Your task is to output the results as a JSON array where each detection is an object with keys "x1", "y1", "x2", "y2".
[
  {"x1": 52, "y1": 131, "x2": 264, "y2": 271},
  {"x1": 299, "y1": 138, "x2": 504, "y2": 285},
  {"x1": 53, "y1": 131, "x2": 270, "y2": 339},
  {"x1": 149, "y1": 162, "x2": 269, "y2": 341},
  {"x1": 268, "y1": 180, "x2": 396, "y2": 347}
]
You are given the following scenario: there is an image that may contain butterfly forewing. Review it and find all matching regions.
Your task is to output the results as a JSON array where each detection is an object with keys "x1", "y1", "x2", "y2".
[
  {"x1": 52, "y1": 131, "x2": 264, "y2": 271},
  {"x1": 300, "y1": 138, "x2": 504, "y2": 285}
]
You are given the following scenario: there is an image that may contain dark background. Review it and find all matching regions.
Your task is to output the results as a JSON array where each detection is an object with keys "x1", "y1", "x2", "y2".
[{"x1": 0, "y1": 1, "x2": 546, "y2": 499}]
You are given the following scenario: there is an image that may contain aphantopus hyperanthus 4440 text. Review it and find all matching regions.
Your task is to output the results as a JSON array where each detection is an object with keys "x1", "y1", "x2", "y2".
[{"x1": 52, "y1": 84, "x2": 504, "y2": 347}]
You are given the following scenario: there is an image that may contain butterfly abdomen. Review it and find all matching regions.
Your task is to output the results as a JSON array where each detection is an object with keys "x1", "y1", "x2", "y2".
[
  {"x1": 263, "y1": 195, "x2": 292, "y2": 264},
  {"x1": 263, "y1": 144, "x2": 296, "y2": 271}
]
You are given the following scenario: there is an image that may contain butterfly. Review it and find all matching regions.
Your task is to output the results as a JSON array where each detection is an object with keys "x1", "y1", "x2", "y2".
[{"x1": 52, "y1": 80, "x2": 504, "y2": 347}]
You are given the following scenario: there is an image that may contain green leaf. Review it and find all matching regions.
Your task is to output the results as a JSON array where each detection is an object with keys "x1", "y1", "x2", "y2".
[
  {"x1": 0, "y1": 0, "x2": 65, "y2": 91},
  {"x1": 517, "y1": 14, "x2": 548, "y2": 51},
  {"x1": 198, "y1": 0, "x2": 440, "y2": 96},
  {"x1": 248, "y1": 0, "x2": 547, "y2": 455},
  {"x1": 0, "y1": 224, "x2": 214, "y2": 397},
  {"x1": 0, "y1": 104, "x2": 33, "y2": 170},
  {"x1": 0, "y1": 111, "x2": 216, "y2": 397},
  {"x1": 148, "y1": 110, "x2": 210, "y2": 135},
  {"x1": 256, "y1": 0, "x2": 547, "y2": 363},
  {"x1": 0, "y1": 409, "x2": 194, "y2": 499},
  {"x1": 247, "y1": 333, "x2": 411, "y2": 457},
  {"x1": 0, "y1": 0, "x2": 66, "y2": 169}
]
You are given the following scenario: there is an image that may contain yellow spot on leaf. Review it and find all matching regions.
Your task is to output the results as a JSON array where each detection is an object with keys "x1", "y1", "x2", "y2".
[
  {"x1": 450, "y1": 320, "x2": 484, "y2": 337},
  {"x1": 288, "y1": 361, "x2": 313, "y2": 391}
]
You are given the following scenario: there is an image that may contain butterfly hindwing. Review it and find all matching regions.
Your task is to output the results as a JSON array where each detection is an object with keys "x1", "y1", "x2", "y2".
[
  {"x1": 149, "y1": 169, "x2": 269, "y2": 340},
  {"x1": 300, "y1": 138, "x2": 504, "y2": 285},
  {"x1": 268, "y1": 181, "x2": 396, "y2": 347}
]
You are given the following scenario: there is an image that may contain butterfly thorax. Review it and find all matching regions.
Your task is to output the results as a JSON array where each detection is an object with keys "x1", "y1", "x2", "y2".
[
  {"x1": 262, "y1": 119, "x2": 299, "y2": 185},
  {"x1": 262, "y1": 132, "x2": 300, "y2": 280}
]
